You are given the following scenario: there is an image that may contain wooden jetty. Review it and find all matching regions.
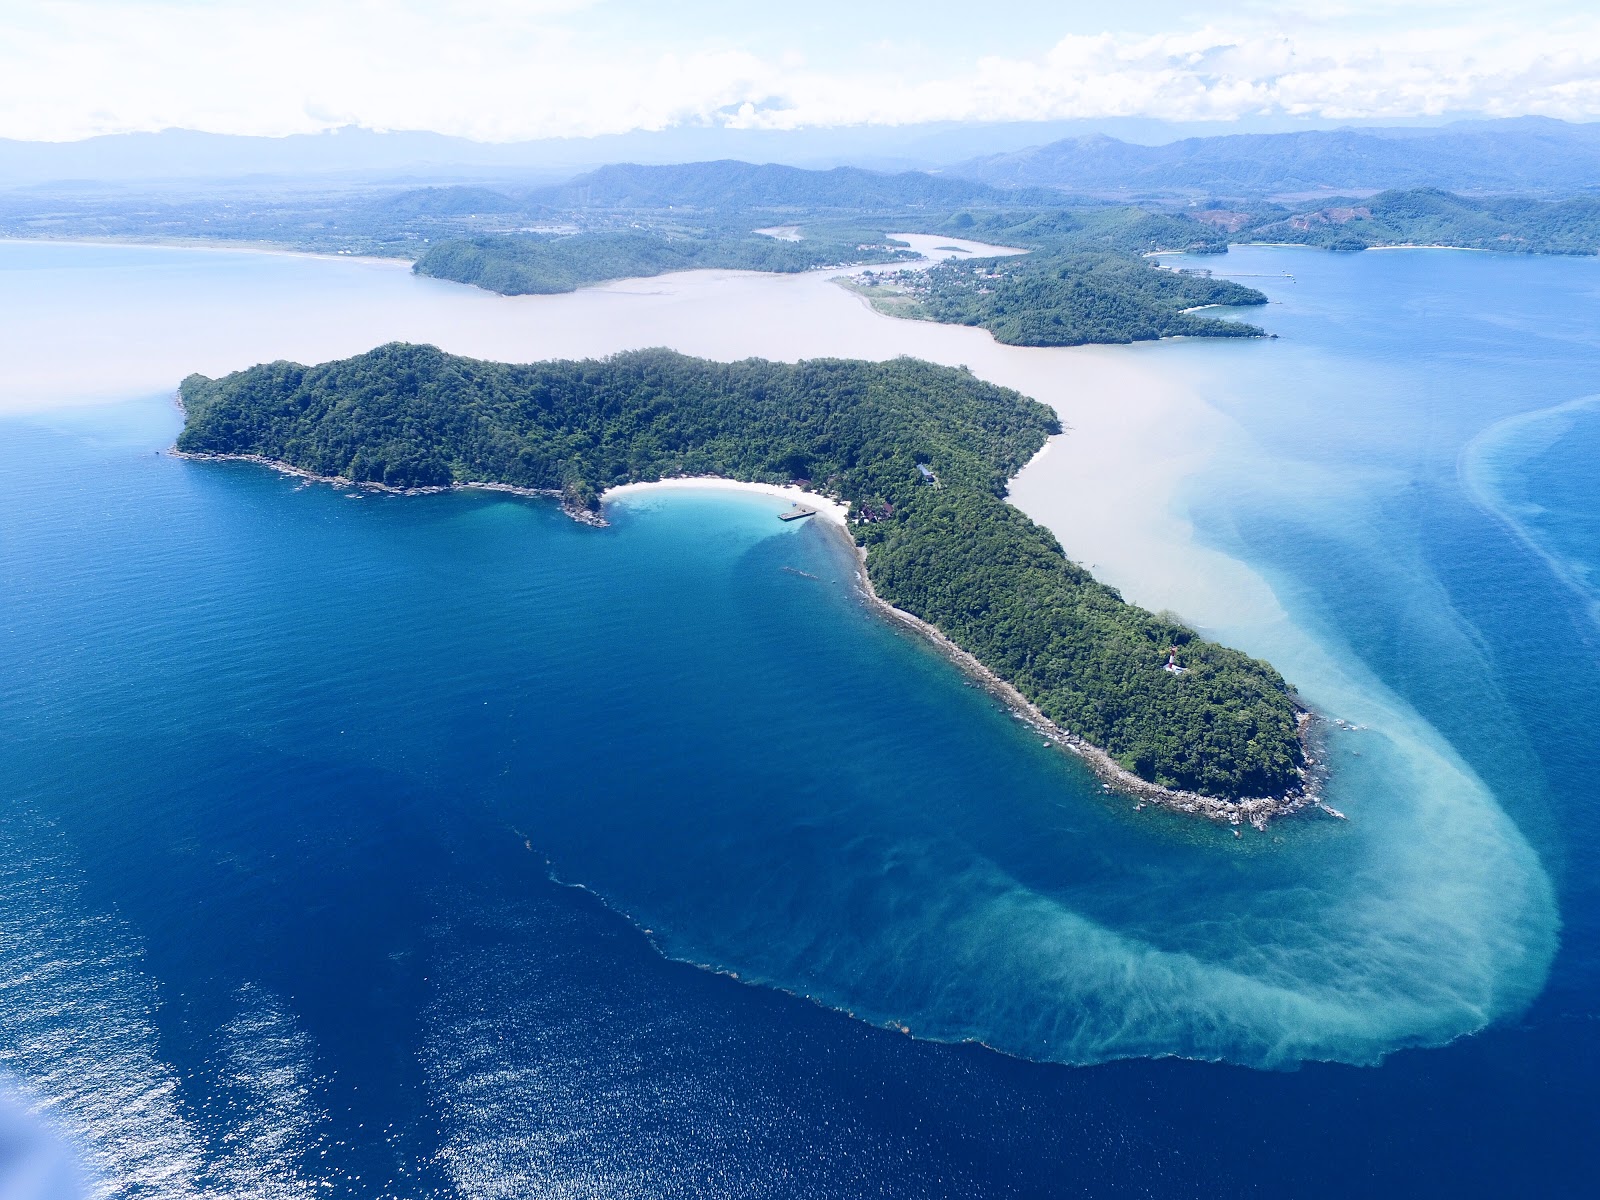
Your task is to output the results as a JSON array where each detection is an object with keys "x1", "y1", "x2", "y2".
[{"x1": 778, "y1": 504, "x2": 817, "y2": 521}]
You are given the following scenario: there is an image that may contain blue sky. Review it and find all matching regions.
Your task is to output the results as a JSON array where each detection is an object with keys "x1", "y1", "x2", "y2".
[{"x1": 4, "y1": 1, "x2": 1599, "y2": 141}]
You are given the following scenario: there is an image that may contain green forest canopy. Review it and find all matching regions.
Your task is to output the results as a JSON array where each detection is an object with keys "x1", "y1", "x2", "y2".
[
  {"x1": 413, "y1": 230, "x2": 913, "y2": 295},
  {"x1": 874, "y1": 250, "x2": 1267, "y2": 347},
  {"x1": 179, "y1": 344, "x2": 1306, "y2": 800},
  {"x1": 1236, "y1": 187, "x2": 1600, "y2": 254}
]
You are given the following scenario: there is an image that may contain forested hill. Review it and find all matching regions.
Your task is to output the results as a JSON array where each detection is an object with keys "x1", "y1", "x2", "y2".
[
  {"x1": 862, "y1": 252, "x2": 1267, "y2": 347},
  {"x1": 413, "y1": 230, "x2": 913, "y2": 295},
  {"x1": 859, "y1": 205, "x2": 1269, "y2": 346},
  {"x1": 179, "y1": 344, "x2": 1306, "y2": 801},
  {"x1": 1233, "y1": 188, "x2": 1600, "y2": 254}
]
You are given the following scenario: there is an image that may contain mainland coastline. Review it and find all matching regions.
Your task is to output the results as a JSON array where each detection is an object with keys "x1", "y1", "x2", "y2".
[{"x1": 0, "y1": 234, "x2": 411, "y2": 265}]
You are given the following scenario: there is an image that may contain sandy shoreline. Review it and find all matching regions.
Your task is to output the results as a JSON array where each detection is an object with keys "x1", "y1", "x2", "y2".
[
  {"x1": 603, "y1": 477, "x2": 850, "y2": 526},
  {"x1": 1364, "y1": 244, "x2": 1494, "y2": 252},
  {"x1": 170, "y1": 450, "x2": 852, "y2": 533},
  {"x1": 0, "y1": 230, "x2": 1011, "y2": 280},
  {"x1": 0, "y1": 235, "x2": 409, "y2": 267}
]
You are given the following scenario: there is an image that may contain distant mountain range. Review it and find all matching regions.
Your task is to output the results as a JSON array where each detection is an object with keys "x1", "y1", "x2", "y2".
[
  {"x1": 951, "y1": 118, "x2": 1600, "y2": 196},
  {"x1": 0, "y1": 121, "x2": 1209, "y2": 189},
  {"x1": 6, "y1": 117, "x2": 1600, "y2": 201},
  {"x1": 523, "y1": 161, "x2": 1041, "y2": 211},
  {"x1": 353, "y1": 162, "x2": 1034, "y2": 219}
]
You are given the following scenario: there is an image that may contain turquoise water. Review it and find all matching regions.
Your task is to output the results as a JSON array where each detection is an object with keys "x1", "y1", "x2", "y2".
[
  {"x1": 1, "y1": 242, "x2": 1596, "y2": 1196},
  {"x1": 1163, "y1": 246, "x2": 1599, "y2": 924}
]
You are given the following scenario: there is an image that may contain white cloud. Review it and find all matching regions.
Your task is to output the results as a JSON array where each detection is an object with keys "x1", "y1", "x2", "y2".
[
  {"x1": 730, "y1": 23, "x2": 1600, "y2": 129},
  {"x1": 3, "y1": 2, "x2": 1600, "y2": 141}
]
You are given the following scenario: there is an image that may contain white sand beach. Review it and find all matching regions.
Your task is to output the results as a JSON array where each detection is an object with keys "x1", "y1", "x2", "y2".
[{"x1": 602, "y1": 477, "x2": 850, "y2": 527}]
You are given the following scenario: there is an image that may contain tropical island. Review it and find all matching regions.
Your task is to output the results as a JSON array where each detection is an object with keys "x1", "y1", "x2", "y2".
[
  {"x1": 177, "y1": 343, "x2": 1313, "y2": 821},
  {"x1": 848, "y1": 249, "x2": 1266, "y2": 346},
  {"x1": 412, "y1": 226, "x2": 917, "y2": 295}
]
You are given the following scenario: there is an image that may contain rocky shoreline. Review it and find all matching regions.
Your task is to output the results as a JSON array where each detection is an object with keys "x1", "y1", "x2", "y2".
[
  {"x1": 837, "y1": 532, "x2": 1332, "y2": 831},
  {"x1": 170, "y1": 451, "x2": 609, "y2": 524},
  {"x1": 174, "y1": 448, "x2": 1334, "y2": 830}
]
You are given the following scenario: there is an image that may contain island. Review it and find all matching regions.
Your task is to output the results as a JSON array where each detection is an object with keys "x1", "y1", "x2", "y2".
[
  {"x1": 413, "y1": 227, "x2": 917, "y2": 295},
  {"x1": 176, "y1": 343, "x2": 1316, "y2": 824},
  {"x1": 848, "y1": 249, "x2": 1267, "y2": 346}
]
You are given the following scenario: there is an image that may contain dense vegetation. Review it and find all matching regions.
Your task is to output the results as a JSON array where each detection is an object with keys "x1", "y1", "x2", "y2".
[
  {"x1": 931, "y1": 205, "x2": 1230, "y2": 255},
  {"x1": 414, "y1": 230, "x2": 914, "y2": 294},
  {"x1": 1239, "y1": 188, "x2": 1600, "y2": 254},
  {"x1": 864, "y1": 184, "x2": 1600, "y2": 344},
  {"x1": 918, "y1": 188, "x2": 1600, "y2": 260},
  {"x1": 857, "y1": 206, "x2": 1266, "y2": 345},
  {"x1": 414, "y1": 197, "x2": 1270, "y2": 345},
  {"x1": 179, "y1": 343, "x2": 1306, "y2": 799},
  {"x1": 865, "y1": 250, "x2": 1265, "y2": 346}
]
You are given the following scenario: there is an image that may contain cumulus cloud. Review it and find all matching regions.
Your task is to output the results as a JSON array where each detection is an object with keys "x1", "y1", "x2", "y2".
[
  {"x1": 2, "y1": 2, "x2": 1599, "y2": 140},
  {"x1": 732, "y1": 23, "x2": 1600, "y2": 129}
]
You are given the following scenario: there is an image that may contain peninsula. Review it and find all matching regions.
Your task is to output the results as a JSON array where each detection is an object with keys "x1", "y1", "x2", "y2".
[{"x1": 177, "y1": 344, "x2": 1311, "y2": 815}]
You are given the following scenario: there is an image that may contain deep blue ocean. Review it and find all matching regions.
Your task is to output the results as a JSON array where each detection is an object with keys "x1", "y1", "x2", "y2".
[{"x1": 1, "y1": 243, "x2": 1596, "y2": 1197}]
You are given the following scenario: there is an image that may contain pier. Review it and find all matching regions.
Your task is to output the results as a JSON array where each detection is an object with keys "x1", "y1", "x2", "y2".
[{"x1": 778, "y1": 504, "x2": 816, "y2": 521}]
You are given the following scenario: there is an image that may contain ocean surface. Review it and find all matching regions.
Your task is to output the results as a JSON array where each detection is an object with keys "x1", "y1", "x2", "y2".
[{"x1": 1, "y1": 241, "x2": 1596, "y2": 1197}]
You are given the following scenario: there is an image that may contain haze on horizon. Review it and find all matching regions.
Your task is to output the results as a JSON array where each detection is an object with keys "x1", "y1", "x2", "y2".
[{"x1": 6, "y1": 0, "x2": 1600, "y2": 146}]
